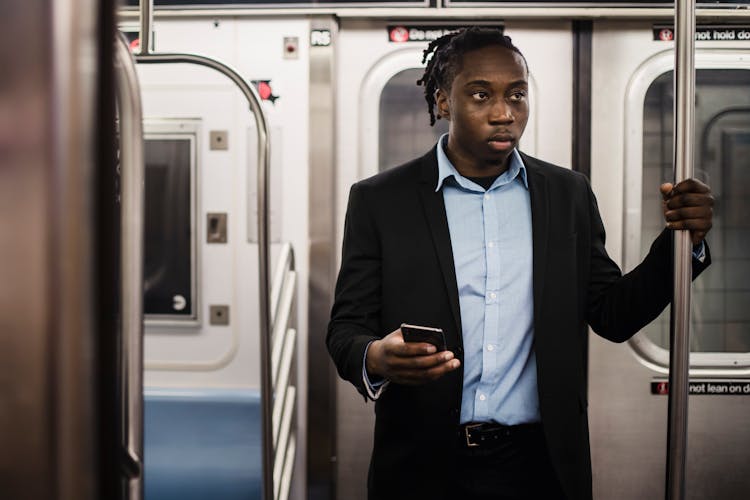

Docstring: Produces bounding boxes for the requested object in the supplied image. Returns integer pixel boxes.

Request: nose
[489,99,513,124]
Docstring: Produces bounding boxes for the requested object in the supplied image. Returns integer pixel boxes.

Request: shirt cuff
[692,241,706,263]
[362,341,389,400]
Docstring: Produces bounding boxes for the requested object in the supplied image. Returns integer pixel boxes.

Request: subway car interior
[2,0,750,499]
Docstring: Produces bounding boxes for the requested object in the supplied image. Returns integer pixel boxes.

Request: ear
[435,88,451,121]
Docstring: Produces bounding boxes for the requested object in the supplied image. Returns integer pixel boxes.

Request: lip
[487,134,515,151]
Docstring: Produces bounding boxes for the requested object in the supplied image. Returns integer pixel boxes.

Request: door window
[142,126,198,323]
[640,69,750,354]
[378,68,449,171]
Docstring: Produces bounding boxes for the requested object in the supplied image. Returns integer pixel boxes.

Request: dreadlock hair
[416,27,527,126]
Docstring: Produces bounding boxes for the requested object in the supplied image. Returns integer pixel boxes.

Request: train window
[143,120,199,325]
[639,69,750,360]
[378,68,449,171]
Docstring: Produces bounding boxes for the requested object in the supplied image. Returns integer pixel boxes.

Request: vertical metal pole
[666,0,695,498]
[139,0,152,55]
[115,34,145,500]
[256,75,275,500]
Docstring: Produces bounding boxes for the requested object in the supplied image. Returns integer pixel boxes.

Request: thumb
[660,182,674,199]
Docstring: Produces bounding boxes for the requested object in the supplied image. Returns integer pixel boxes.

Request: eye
[471,91,489,101]
[509,90,527,102]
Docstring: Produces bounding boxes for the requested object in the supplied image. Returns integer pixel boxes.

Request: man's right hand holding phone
[365,327,461,385]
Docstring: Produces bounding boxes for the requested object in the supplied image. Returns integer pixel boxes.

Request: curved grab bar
[114,34,145,500]
[135,52,274,500]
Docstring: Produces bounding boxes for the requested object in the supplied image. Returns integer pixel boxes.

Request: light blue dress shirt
[436,134,540,425]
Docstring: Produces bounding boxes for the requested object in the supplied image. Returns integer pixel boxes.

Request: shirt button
[487,241,494,248]
[484,193,490,200]
[479,394,486,401]
[489,292,497,300]
[487,344,494,352]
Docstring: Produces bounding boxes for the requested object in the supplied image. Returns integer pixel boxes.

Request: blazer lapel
[415,150,463,337]
[522,153,550,333]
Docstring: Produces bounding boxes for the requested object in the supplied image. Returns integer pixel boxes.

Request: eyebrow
[463,79,528,87]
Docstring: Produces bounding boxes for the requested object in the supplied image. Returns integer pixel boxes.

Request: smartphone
[401,323,447,351]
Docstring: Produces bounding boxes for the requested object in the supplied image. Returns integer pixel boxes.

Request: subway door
[590,20,750,500]
[334,20,573,499]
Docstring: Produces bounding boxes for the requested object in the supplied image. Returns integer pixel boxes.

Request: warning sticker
[651,380,750,395]
[654,25,750,42]
[387,25,504,43]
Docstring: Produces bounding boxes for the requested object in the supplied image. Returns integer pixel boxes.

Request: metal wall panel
[0,1,104,498]
[307,16,339,500]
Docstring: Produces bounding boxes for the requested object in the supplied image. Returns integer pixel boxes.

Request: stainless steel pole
[666,0,696,498]
[115,34,146,500]
[139,0,152,55]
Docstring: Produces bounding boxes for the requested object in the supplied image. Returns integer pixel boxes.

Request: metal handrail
[667,0,696,498]
[114,33,146,500]
[271,271,297,374]
[271,242,296,326]
[268,242,298,500]
[136,3,274,497]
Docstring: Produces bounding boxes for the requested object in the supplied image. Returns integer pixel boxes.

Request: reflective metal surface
[0,0,101,498]
[270,242,299,500]
[139,0,153,54]
[667,1,696,497]
[115,33,146,500]
[117,6,750,22]
[307,16,339,500]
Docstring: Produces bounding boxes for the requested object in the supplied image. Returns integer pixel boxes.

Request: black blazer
[327,148,708,500]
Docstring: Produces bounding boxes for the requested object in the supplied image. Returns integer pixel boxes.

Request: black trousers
[449,424,567,500]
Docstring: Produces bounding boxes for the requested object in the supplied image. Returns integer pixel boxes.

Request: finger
[664,206,713,222]
[672,178,711,195]
[389,341,437,357]
[392,358,461,385]
[665,193,715,210]
[381,330,436,356]
[660,183,674,200]
[386,350,455,370]
[665,218,713,232]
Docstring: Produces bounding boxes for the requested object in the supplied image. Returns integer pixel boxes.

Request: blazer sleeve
[584,178,710,343]
[326,183,383,399]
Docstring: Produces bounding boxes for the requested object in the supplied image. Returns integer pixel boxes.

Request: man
[327,28,713,500]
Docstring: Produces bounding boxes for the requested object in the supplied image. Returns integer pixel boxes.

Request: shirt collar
[435,133,528,192]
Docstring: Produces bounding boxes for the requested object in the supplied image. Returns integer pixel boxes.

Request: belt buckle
[464,423,482,448]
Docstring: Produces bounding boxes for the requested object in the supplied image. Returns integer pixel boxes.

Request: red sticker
[252,80,279,104]
[659,29,674,41]
[389,26,409,43]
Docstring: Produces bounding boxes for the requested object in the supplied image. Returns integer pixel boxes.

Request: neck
[444,142,512,178]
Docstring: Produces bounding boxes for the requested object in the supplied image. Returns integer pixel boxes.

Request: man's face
[436,45,529,176]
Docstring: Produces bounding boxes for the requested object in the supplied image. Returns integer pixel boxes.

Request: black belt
[459,422,541,448]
